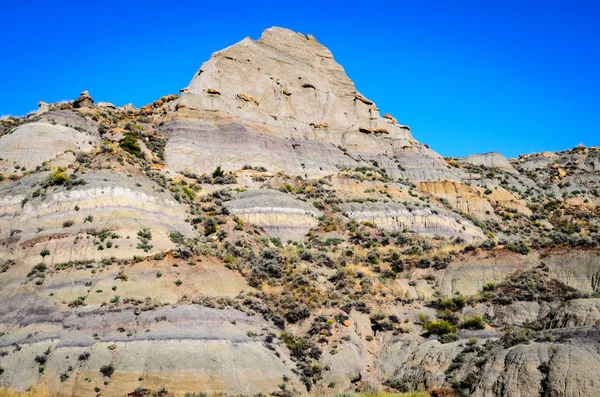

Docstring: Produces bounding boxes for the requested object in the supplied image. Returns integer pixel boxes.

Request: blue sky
[2,0,598,158]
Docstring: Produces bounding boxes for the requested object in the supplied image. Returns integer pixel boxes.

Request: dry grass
[261,283,284,296]
[0,387,53,397]
[420,242,464,260]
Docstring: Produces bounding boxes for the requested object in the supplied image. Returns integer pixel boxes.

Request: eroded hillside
[0,27,599,397]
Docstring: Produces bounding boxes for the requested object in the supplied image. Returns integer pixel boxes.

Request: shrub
[285,305,310,324]
[62,220,74,228]
[279,331,321,360]
[119,132,142,157]
[35,355,47,365]
[40,249,50,259]
[99,364,115,377]
[169,231,185,244]
[28,263,47,277]
[439,333,459,344]
[47,169,69,186]
[437,308,459,325]
[461,315,485,330]
[212,165,225,178]
[505,241,531,255]
[137,228,152,240]
[383,378,409,392]
[437,295,466,311]
[423,320,457,335]
[68,296,87,308]
[204,217,217,236]
[182,186,195,201]
[502,327,537,347]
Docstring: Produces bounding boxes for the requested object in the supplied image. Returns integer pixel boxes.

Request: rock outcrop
[73,90,94,109]
[0,122,97,174]
[0,27,599,397]
[462,152,518,174]
[173,27,458,182]
[225,189,322,241]
[339,201,485,240]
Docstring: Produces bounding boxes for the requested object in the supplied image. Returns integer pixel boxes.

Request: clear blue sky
[2,0,598,158]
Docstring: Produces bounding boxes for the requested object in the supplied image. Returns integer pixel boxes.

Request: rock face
[173,27,458,181]
[0,122,98,173]
[160,119,359,178]
[182,27,411,140]
[225,189,321,242]
[462,152,518,174]
[473,342,600,397]
[418,181,497,220]
[546,298,600,328]
[1,26,600,397]
[0,169,194,267]
[339,201,485,240]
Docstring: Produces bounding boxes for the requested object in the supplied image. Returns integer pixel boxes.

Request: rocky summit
[0,27,599,397]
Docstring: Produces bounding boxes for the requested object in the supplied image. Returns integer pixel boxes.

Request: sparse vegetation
[99,364,115,377]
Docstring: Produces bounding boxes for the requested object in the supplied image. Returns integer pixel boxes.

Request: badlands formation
[0,27,599,397]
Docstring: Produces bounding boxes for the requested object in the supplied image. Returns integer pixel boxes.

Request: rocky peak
[178,27,412,142]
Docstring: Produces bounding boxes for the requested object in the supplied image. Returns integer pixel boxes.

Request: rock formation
[0,27,599,397]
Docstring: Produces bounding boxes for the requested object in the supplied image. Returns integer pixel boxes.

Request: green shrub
[505,241,531,255]
[47,169,69,186]
[68,296,87,308]
[502,327,537,347]
[28,263,47,277]
[423,320,457,335]
[461,315,485,330]
[119,132,141,157]
[212,165,225,178]
[439,333,459,344]
[383,378,409,392]
[204,217,217,236]
[137,228,152,240]
[169,231,185,244]
[182,186,195,201]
